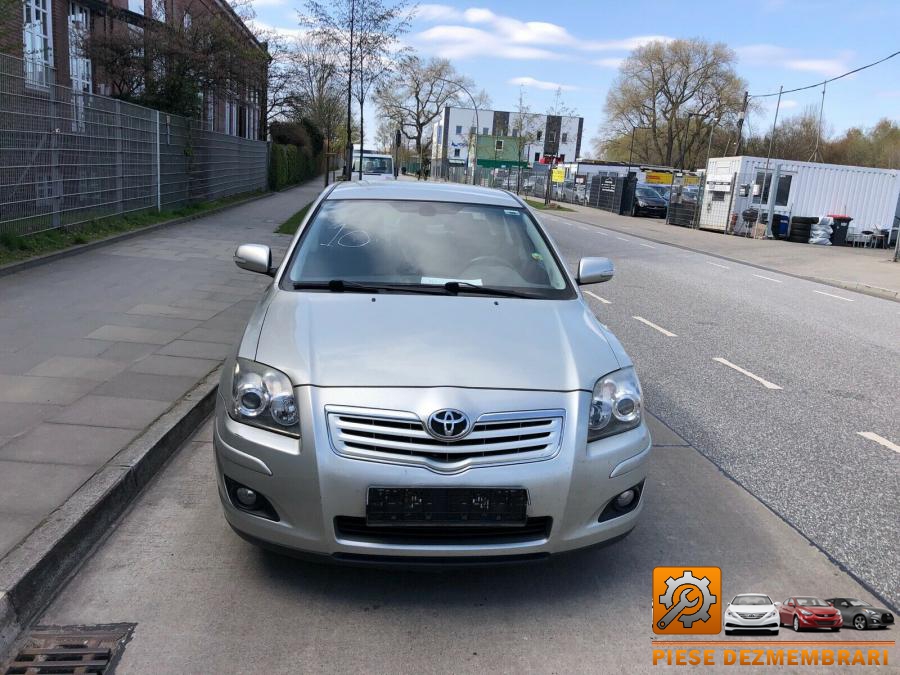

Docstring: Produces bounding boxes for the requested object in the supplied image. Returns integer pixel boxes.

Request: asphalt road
[538,210,900,609]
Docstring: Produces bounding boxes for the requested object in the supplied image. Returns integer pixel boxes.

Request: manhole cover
[3,624,135,675]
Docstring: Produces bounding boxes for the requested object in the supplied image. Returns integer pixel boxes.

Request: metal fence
[0,52,268,238]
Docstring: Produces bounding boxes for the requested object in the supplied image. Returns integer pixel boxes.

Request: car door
[779,599,794,624]
[834,599,851,622]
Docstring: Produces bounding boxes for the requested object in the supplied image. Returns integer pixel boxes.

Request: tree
[302,0,411,178]
[373,55,470,178]
[509,88,542,188]
[600,38,745,168]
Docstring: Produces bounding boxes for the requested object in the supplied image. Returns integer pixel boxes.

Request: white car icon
[724,593,780,635]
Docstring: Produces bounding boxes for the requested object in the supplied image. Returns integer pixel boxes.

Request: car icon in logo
[427,409,471,440]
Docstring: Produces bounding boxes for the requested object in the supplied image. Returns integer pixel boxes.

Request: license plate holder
[366,487,528,526]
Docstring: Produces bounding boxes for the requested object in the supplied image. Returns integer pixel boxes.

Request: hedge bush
[269,142,321,191]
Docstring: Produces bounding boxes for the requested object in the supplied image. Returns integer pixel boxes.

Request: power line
[749,49,900,99]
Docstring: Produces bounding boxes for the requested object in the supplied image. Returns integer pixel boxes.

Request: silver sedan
[215,181,651,564]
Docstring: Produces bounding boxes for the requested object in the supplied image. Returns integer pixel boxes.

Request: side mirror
[234,244,273,276]
[577,257,614,285]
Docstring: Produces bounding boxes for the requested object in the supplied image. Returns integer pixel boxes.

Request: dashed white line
[632,316,677,337]
[857,432,900,454]
[584,290,611,304]
[706,261,730,269]
[596,231,610,237]
[639,243,655,249]
[814,290,854,302]
[752,274,783,283]
[616,237,629,242]
[713,357,782,390]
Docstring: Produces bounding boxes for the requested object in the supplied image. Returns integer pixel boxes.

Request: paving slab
[127,355,220,378]
[26,357,127,381]
[157,340,234,360]
[93,372,201,403]
[0,376,97,405]
[0,423,136,466]
[47,396,171,430]
[84,325,184,345]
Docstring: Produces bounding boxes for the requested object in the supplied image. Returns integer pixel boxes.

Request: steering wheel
[463,255,518,271]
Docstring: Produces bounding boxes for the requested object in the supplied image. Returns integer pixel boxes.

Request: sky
[250,0,900,155]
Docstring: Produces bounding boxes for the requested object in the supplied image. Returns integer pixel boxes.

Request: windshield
[733,595,772,606]
[636,188,660,199]
[848,600,871,607]
[796,598,829,607]
[352,156,393,174]
[284,199,572,298]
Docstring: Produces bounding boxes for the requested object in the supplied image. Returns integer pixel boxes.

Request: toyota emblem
[427,409,471,440]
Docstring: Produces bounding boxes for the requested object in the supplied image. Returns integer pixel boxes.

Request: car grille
[334,516,552,545]
[882,613,894,623]
[737,612,765,619]
[326,406,564,473]
[814,617,838,625]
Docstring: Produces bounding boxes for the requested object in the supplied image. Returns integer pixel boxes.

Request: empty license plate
[366,487,528,525]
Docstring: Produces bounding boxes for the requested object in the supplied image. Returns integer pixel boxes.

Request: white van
[350,146,396,181]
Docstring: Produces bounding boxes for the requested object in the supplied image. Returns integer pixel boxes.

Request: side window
[453,148,460,158]
[455,125,462,135]
[536,130,543,141]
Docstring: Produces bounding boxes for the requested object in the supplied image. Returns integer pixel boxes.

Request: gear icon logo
[652,567,722,635]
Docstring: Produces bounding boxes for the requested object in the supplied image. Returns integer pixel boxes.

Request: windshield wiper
[443,281,536,299]
[292,279,448,295]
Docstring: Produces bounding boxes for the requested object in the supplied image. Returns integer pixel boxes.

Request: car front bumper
[725,613,779,631]
[796,614,843,629]
[213,386,651,562]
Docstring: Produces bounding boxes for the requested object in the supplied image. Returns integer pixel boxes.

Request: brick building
[3,0,267,139]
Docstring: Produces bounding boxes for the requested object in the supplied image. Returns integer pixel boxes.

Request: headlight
[864,609,878,616]
[588,367,642,442]
[799,609,813,616]
[764,609,776,619]
[637,200,647,207]
[228,358,299,437]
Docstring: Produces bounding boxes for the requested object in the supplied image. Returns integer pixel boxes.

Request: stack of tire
[788,216,818,243]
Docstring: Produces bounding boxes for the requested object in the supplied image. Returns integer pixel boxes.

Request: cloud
[735,43,791,64]
[785,58,849,78]
[249,0,285,6]
[508,76,577,91]
[593,57,625,69]
[876,89,900,98]
[412,6,670,62]
[736,44,852,78]
[248,19,306,40]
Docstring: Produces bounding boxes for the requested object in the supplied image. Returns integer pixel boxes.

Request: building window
[183,11,191,28]
[225,97,238,136]
[495,139,503,151]
[205,91,215,131]
[470,126,476,135]
[128,0,144,14]
[68,2,92,131]
[23,0,53,88]
[536,130,543,141]
[548,131,556,142]
[453,148,460,157]
[247,89,259,140]
[534,152,540,162]
[558,154,565,162]
[455,125,462,135]
[482,127,488,135]
[511,129,518,138]
[752,172,792,206]
[561,132,568,143]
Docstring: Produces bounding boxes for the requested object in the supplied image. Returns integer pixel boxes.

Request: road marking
[752,274,782,283]
[706,261,730,269]
[713,358,782,390]
[639,243,655,248]
[814,290,854,302]
[596,231,610,237]
[616,237,629,242]
[857,432,900,454]
[633,316,677,337]
[584,290,611,304]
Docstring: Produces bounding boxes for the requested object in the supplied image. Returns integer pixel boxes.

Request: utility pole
[734,90,748,156]
[344,0,355,180]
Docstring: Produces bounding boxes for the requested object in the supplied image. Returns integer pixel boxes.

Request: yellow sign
[645,171,674,185]
[652,567,722,635]
[683,175,700,185]
[551,168,565,183]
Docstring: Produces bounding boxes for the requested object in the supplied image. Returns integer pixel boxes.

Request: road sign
[551,168,565,183]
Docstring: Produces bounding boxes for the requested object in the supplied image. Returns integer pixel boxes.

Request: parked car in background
[777,597,843,632]
[558,180,587,204]
[350,152,395,181]
[724,594,780,635]
[826,598,895,631]
[221,181,650,564]
[632,187,668,218]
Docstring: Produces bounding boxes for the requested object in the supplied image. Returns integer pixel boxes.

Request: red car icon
[777,597,843,632]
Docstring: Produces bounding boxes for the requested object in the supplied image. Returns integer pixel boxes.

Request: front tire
[853,615,868,631]
[793,616,801,632]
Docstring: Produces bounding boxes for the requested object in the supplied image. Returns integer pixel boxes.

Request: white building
[700,156,900,235]
[431,106,583,178]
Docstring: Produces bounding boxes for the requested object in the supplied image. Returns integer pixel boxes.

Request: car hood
[252,291,625,390]
[799,607,838,615]
[639,197,666,206]
[731,604,776,613]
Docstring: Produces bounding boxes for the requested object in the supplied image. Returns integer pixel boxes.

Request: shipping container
[698,156,900,237]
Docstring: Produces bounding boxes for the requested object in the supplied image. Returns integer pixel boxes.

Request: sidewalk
[555,203,900,301]
[0,179,325,559]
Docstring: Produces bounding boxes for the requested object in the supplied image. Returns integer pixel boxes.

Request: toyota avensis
[214,181,651,564]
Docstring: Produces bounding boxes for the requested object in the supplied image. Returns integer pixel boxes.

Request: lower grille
[334,516,552,545]
[327,406,564,473]
[814,618,837,625]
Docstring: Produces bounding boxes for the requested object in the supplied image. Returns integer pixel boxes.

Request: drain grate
[3,624,135,675]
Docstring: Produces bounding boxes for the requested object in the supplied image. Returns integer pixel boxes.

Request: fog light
[235,487,258,507]
[614,489,636,510]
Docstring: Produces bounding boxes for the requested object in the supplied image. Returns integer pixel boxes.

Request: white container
[698,156,900,234]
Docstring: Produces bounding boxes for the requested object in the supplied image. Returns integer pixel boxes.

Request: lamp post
[435,78,479,185]
[626,124,650,177]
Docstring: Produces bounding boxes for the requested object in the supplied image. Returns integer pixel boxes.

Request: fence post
[114,101,124,215]
[48,85,61,229]
[725,171,737,234]
[155,110,162,211]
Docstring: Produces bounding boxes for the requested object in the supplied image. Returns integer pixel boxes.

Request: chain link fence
[0,52,268,238]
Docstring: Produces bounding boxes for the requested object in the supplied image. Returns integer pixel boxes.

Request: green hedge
[269,143,320,191]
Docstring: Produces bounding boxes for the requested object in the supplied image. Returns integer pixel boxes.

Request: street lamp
[626,124,650,177]
[435,77,479,185]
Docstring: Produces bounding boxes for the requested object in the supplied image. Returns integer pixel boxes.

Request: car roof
[326,180,524,207]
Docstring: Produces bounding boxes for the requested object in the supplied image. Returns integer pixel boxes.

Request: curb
[0,191,273,279]
[0,370,220,657]
[552,211,900,303]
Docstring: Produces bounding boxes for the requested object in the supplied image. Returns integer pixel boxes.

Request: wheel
[788,236,809,243]
[632,205,640,217]
[853,615,868,631]
[793,615,801,632]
